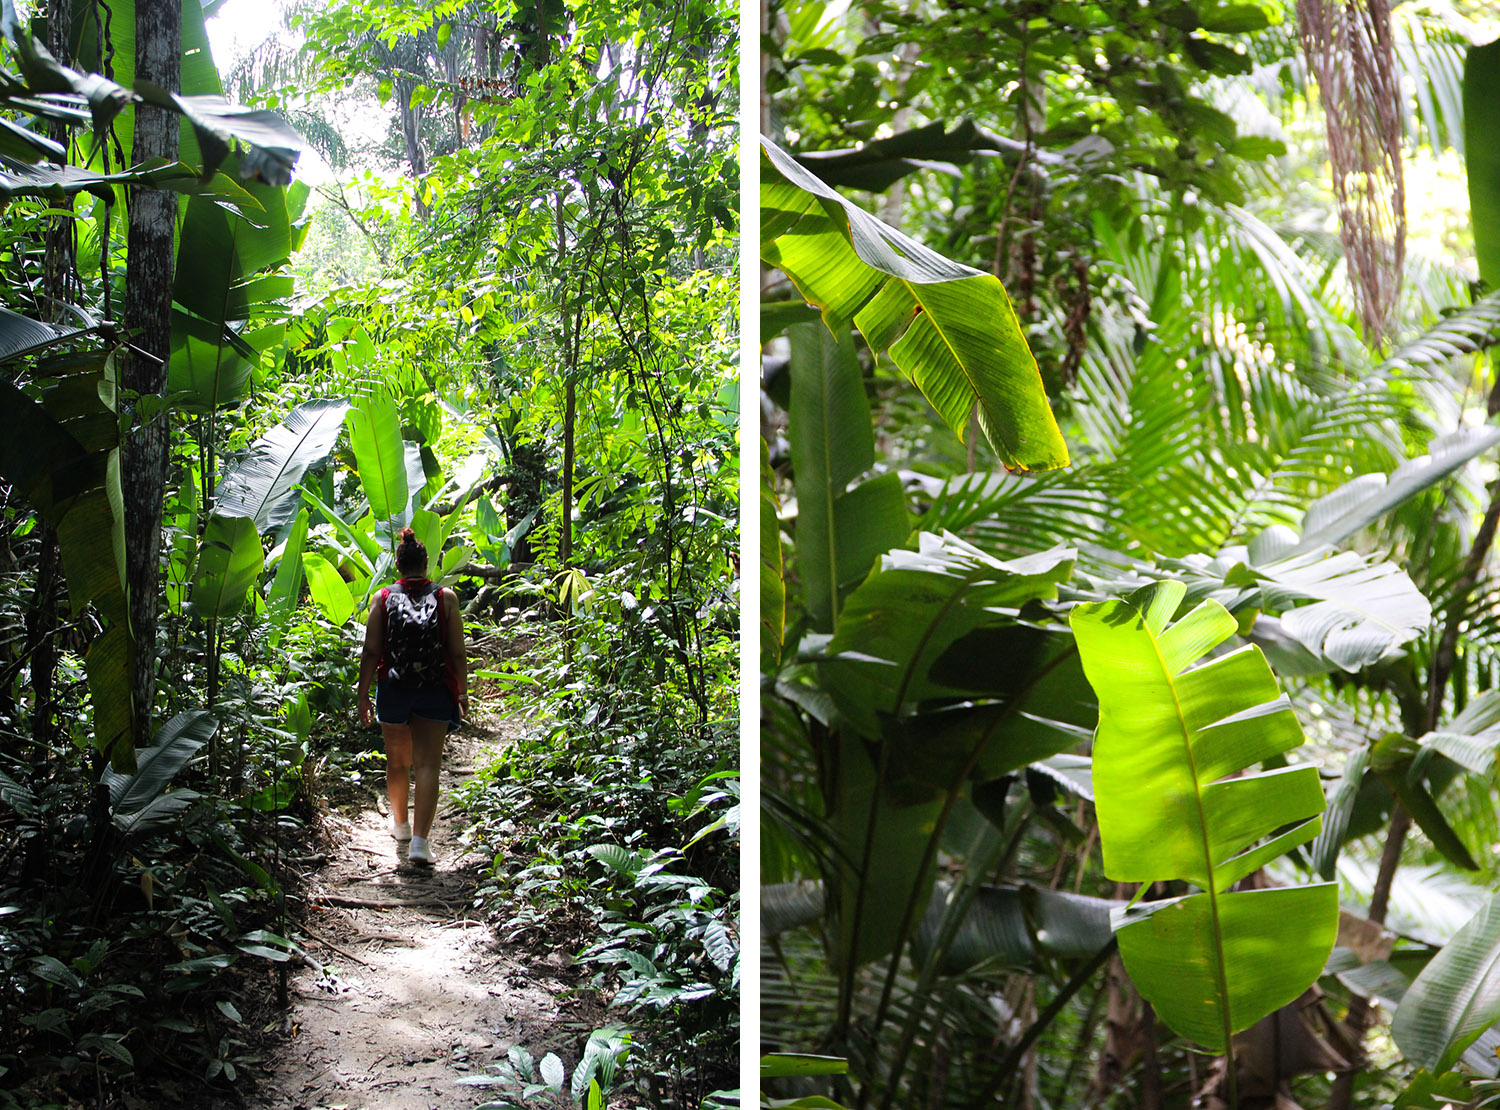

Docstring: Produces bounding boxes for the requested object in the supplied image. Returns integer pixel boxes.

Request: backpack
[383,580,446,689]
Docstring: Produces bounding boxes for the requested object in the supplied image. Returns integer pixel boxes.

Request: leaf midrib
[1141,608,1234,1053]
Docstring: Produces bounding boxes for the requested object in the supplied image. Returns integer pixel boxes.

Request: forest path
[237,709,581,1110]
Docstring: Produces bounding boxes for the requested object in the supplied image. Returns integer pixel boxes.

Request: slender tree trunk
[33,0,72,753]
[42,0,77,317]
[397,77,428,219]
[25,529,61,750]
[561,381,576,566]
[556,193,576,568]
[121,0,180,745]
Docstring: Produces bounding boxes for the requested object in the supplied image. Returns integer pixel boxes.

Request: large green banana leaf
[787,322,908,630]
[829,730,945,970]
[821,536,1080,971]
[1392,894,1500,1073]
[100,708,215,833]
[0,306,78,361]
[164,466,200,614]
[266,507,310,639]
[788,118,1011,193]
[1070,580,1338,1052]
[169,169,297,411]
[1467,39,1500,288]
[190,515,263,619]
[1319,729,1483,877]
[64,0,303,182]
[214,400,349,531]
[762,877,1120,974]
[823,533,1075,742]
[347,393,409,525]
[300,482,386,567]
[913,882,1119,974]
[762,138,1068,472]
[1417,690,1500,776]
[762,881,827,935]
[0,353,135,768]
[401,442,427,525]
[302,552,356,627]
[0,0,305,186]
[1234,546,1429,671]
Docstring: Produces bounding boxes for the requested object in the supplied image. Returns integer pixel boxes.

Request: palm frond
[1379,288,1500,377]
[1391,2,1473,155]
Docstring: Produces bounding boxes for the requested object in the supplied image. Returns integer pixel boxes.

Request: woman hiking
[356,528,469,866]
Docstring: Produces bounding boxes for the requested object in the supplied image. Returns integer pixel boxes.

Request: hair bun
[399,527,416,542]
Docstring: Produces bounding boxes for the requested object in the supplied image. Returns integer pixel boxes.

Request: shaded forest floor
[201,706,605,1110]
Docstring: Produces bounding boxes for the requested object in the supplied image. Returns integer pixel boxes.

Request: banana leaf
[169,172,295,411]
[1293,426,1500,552]
[1416,690,1500,777]
[1392,893,1500,1073]
[1467,39,1500,288]
[266,506,310,637]
[913,882,1120,974]
[347,393,409,525]
[190,515,263,619]
[0,355,134,767]
[1071,579,1338,1052]
[0,304,78,361]
[830,730,944,970]
[823,532,1075,741]
[100,708,216,833]
[762,137,1067,472]
[787,322,906,631]
[763,881,826,935]
[215,399,349,531]
[302,551,355,627]
[1240,547,1430,671]
[300,482,384,568]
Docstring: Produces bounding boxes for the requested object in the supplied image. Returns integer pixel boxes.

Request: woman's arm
[443,589,469,717]
[356,596,385,727]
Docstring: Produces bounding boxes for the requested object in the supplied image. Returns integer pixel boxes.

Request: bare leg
[381,723,413,826]
[409,715,447,839]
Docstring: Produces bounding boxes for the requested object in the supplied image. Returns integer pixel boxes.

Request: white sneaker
[409,836,432,866]
[391,820,412,842]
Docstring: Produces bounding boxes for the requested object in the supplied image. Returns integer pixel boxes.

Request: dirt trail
[239,720,583,1110]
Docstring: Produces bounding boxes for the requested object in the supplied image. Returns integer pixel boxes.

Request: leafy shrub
[457,602,738,1108]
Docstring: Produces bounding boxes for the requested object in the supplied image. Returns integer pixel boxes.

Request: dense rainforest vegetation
[760,0,1500,1108]
[0,0,739,1106]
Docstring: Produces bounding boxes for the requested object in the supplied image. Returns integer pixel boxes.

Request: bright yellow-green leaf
[1071,580,1337,1052]
[761,138,1067,472]
[302,552,355,627]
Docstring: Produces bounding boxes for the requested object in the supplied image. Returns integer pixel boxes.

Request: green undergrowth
[0,606,377,1108]
[455,608,740,1110]
[0,747,313,1109]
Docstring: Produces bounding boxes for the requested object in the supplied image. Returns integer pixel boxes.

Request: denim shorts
[376,683,460,733]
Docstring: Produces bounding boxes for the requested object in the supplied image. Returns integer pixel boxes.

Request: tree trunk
[33,0,72,751]
[121,0,180,745]
[556,192,576,568]
[561,381,576,566]
[396,76,428,219]
[25,528,61,750]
